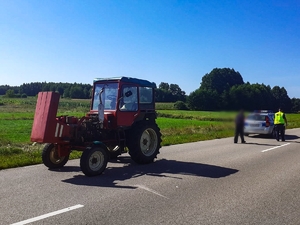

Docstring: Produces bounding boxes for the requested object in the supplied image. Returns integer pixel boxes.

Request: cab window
[92,83,118,110]
[139,87,153,104]
[119,85,138,111]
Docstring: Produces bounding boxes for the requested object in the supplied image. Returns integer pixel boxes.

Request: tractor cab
[90,77,156,128]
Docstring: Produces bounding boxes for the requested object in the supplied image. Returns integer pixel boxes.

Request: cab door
[117,84,139,127]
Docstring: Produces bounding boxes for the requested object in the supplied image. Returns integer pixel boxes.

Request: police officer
[274,108,288,141]
[234,110,246,143]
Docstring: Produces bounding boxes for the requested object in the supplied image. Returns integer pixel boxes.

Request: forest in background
[1,68,300,112]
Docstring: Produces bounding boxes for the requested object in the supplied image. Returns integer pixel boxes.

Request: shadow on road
[284,134,300,141]
[50,166,81,173]
[247,134,300,143]
[247,134,275,139]
[61,158,239,188]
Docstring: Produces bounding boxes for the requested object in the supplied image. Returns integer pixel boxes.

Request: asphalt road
[1,128,300,225]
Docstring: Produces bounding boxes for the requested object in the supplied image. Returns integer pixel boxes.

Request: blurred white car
[244,110,275,137]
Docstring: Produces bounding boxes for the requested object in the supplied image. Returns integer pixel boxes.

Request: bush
[155,102,174,110]
[174,101,189,110]
[21,93,27,98]
[5,89,15,98]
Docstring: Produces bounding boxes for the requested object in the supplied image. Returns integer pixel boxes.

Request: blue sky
[0,0,300,97]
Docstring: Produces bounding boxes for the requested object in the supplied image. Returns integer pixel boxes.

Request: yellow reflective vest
[274,112,285,124]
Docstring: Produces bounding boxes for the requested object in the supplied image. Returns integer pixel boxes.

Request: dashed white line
[261,143,290,153]
[135,184,169,199]
[10,204,84,225]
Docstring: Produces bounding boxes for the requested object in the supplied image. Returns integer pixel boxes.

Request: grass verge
[0,145,83,170]
[157,117,234,146]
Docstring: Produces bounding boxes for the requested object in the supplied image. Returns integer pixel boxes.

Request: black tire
[127,121,162,164]
[80,146,108,176]
[42,143,69,169]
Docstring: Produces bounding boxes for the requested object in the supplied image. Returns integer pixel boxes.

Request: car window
[247,114,266,121]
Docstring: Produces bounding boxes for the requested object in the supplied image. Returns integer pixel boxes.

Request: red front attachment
[31,92,70,143]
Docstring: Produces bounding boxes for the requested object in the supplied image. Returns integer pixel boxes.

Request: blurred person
[234,110,246,143]
[274,108,288,141]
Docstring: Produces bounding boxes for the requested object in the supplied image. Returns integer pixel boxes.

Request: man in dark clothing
[234,110,246,143]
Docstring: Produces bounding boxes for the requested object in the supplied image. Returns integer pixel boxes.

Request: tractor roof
[93,77,156,88]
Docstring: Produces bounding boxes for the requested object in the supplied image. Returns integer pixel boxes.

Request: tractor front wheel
[80,147,108,176]
[127,122,162,164]
[42,143,69,169]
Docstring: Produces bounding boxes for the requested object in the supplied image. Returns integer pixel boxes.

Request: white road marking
[261,143,290,152]
[10,204,84,225]
[135,184,169,199]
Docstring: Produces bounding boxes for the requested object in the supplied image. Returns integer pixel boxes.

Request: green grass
[155,102,175,110]
[285,114,300,128]
[0,96,90,113]
[0,146,42,169]
[157,117,234,146]
[0,112,34,120]
[158,117,216,129]
[0,120,33,144]
[1,97,300,170]
[0,145,82,170]
[157,110,236,121]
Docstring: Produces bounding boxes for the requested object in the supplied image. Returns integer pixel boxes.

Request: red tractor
[31,77,162,176]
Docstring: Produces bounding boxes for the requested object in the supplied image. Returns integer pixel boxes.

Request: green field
[1,96,299,169]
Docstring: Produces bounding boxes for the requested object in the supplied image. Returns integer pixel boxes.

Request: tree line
[0,81,187,102]
[0,82,92,99]
[1,68,300,112]
[155,82,186,102]
[188,68,299,112]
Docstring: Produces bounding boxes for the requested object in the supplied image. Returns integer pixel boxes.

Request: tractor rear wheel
[80,147,108,176]
[127,122,162,164]
[42,143,69,169]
